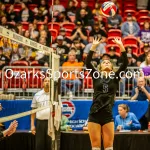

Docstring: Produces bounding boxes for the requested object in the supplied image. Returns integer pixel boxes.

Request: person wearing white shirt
[31,77,51,150]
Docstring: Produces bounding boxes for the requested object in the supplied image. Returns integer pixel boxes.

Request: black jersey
[86,51,128,114]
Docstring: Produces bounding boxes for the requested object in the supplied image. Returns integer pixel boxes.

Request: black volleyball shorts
[88,105,114,126]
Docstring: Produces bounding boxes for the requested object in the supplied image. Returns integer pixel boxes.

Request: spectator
[33,0,49,23]
[115,104,141,131]
[140,51,150,68]
[61,50,83,98]
[52,35,69,65]
[137,43,150,67]
[6,4,17,23]
[92,2,101,17]
[66,0,78,16]
[1,37,12,59]
[72,38,85,61]
[55,11,71,23]
[49,0,65,17]
[118,46,137,66]
[108,13,122,30]
[131,77,150,130]
[138,21,150,45]
[10,43,21,63]
[29,23,39,41]
[59,27,72,48]
[89,21,107,43]
[18,2,34,22]
[24,30,30,38]
[70,20,88,45]
[108,46,120,66]
[0,3,7,18]
[16,23,24,35]
[0,47,10,70]
[0,16,15,30]
[97,14,106,30]
[131,77,150,101]
[76,0,93,25]
[121,13,140,37]
[77,8,89,26]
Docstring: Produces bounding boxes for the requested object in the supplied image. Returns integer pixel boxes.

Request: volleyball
[100,1,117,17]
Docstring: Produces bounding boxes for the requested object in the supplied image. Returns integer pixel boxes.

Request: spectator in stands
[76,0,93,25]
[16,23,24,35]
[59,27,72,48]
[0,16,15,30]
[18,2,34,22]
[0,47,10,70]
[61,50,83,98]
[10,43,21,63]
[131,77,150,101]
[70,20,88,45]
[29,23,39,41]
[92,2,101,17]
[118,46,137,66]
[24,30,30,38]
[140,51,150,68]
[107,13,122,30]
[52,35,69,65]
[0,120,18,140]
[72,38,85,61]
[97,14,106,30]
[121,13,140,37]
[137,43,150,67]
[138,21,150,45]
[115,104,141,131]
[131,77,150,130]
[66,0,78,16]
[108,46,120,66]
[0,3,6,18]
[1,37,12,59]
[33,0,49,23]
[77,8,89,26]
[89,21,107,43]
[49,0,65,17]
[55,11,71,23]
[6,4,18,23]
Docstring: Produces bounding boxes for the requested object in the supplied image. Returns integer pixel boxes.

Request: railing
[0,66,148,100]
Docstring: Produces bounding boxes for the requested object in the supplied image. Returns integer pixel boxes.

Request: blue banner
[0,100,149,130]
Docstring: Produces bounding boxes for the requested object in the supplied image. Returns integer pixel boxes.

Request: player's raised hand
[112,37,123,46]
[92,36,102,47]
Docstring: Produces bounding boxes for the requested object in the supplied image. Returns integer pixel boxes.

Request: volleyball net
[0,26,61,149]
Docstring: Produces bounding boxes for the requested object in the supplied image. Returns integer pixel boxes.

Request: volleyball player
[86,37,128,150]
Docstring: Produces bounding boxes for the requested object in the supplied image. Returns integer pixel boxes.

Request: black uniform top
[86,51,128,114]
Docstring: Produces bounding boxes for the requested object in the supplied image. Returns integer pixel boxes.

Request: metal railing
[0,66,148,100]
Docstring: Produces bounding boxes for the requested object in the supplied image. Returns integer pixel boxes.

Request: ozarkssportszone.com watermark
[4,69,144,80]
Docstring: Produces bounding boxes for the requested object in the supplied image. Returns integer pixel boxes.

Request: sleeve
[131,113,141,130]
[133,23,140,36]
[31,96,37,108]
[101,30,107,37]
[115,52,128,79]
[85,50,97,76]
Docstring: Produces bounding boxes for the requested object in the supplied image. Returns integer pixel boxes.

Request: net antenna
[0,26,61,150]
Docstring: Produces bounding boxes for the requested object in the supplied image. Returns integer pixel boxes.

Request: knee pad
[105,147,113,150]
[92,148,101,150]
